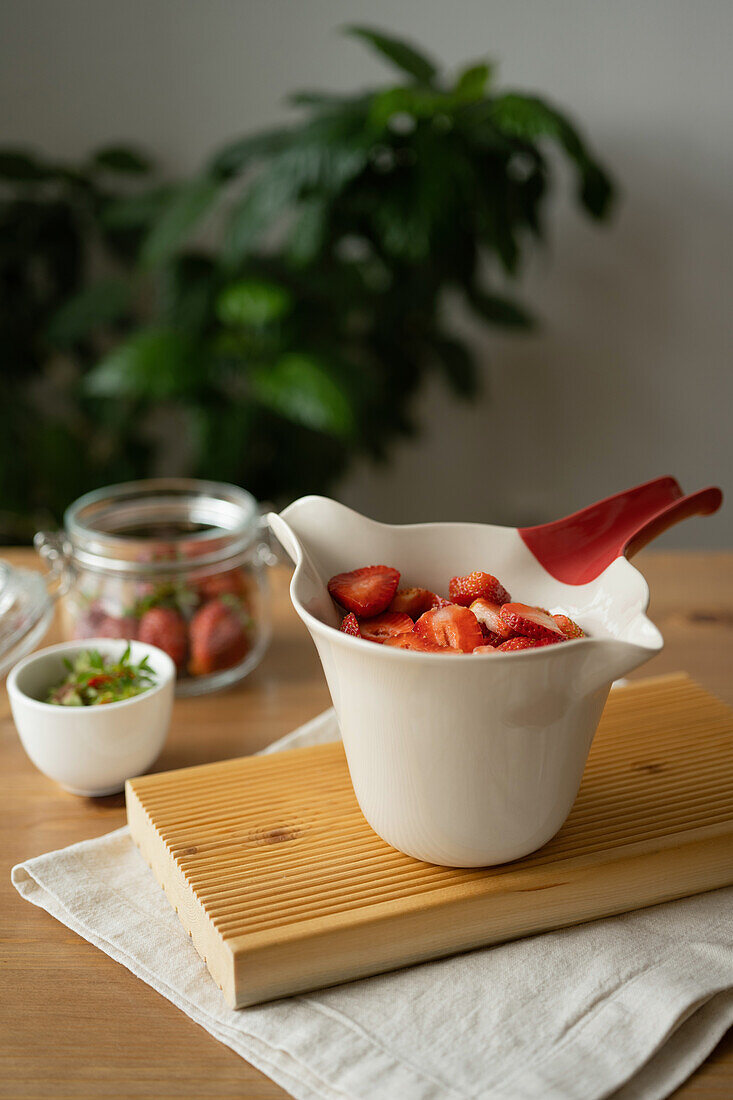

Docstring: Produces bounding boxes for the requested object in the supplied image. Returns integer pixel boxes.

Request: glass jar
[0,559,61,678]
[35,479,275,696]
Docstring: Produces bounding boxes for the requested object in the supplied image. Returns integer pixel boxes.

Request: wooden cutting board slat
[126,673,733,1008]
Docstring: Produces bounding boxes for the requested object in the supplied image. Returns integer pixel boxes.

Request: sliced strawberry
[389,587,438,619]
[472,644,500,655]
[553,613,586,639]
[359,611,413,644]
[383,633,448,653]
[340,612,361,637]
[469,598,514,645]
[139,607,188,669]
[431,594,453,609]
[415,604,483,653]
[494,636,543,652]
[449,572,511,607]
[188,599,249,675]
[500,603,566,642]
[328,565,400,617]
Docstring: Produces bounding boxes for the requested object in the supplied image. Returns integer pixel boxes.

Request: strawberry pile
[327,566,586,655]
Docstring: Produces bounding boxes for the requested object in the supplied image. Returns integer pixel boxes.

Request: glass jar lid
[0,560,54,677]
[63,479,262,576]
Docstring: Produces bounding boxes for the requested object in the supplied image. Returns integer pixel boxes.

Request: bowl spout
[573,636,660,695]
[268,497,356,628]
[269,496,382,580]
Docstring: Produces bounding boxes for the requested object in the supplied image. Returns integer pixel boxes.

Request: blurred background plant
[0,25,613,542]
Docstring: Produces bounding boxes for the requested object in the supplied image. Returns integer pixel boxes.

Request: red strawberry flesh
[383,633,448,653]
[328,564,585,654]
[328,565,400,617]
[449,572,511,607]
[495,636,543,652]
[500,603,566,642]
[139,607,188,669]
[389,587,438,619]
[189,598,249,676]
[415,604,483,653]
[359,612,414,643]
[340,612,361,637]
[469,598,514,644]
[552,613,585,639]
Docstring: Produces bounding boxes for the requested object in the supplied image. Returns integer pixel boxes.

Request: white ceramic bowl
[269,496,667,867]
[7,638,175,796]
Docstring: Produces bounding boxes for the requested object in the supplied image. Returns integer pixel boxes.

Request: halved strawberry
[449,572,511,607]
[139,607,187,669]
[499,603,566,642]
[415,604,483,653]
[494,636,543,652]
[469,598,514,645]
[340,612,361,637]
[431,594,453,609]
[389,587,438,619]
[472,644,500,655]
[383,633,448,653]
[328,565,400,617]
[359,611,414,644]
[188,599,249,675]
[552,613,585,639]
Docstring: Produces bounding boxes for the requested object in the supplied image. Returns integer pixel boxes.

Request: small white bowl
[7,638,175,796]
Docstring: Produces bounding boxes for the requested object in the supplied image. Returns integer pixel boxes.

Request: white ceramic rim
[273,502,664,662]
[7,637,176,714]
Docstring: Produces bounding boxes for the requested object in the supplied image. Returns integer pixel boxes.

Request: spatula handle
[519,476,722,584]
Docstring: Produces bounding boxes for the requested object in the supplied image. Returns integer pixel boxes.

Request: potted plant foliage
[0,26,614,538]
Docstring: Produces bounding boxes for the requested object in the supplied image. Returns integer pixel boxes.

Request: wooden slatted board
[126,674,733,1008]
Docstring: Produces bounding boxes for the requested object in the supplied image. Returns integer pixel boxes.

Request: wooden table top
[1,548,731,1100]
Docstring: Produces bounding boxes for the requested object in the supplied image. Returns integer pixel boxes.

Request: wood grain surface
[128,675,733,1008]
[1,549,731,1099]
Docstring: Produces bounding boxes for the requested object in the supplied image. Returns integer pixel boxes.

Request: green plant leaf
[453,62,494,102]
[288,91,350,109]
[368,86,448,130]
[489,93,614,219]
[578,164,616,221]
[90,145,152,174]
[225,131,367,264]
[517,168,548,238]
[0,149,51,181]
[430,335,478,397]
[345,26,438,85]
[208,128,293,180]
[141,177,220,267]
[287,198,328,266]
[249,353,355,437]
[225,169,299,265]
[84,328,199,399]
[99,186,176,230]
[469,290,535,329]
[216,279,292,327]
[46,278,131,346]
[0,30,617,529]
[158,253,217,332]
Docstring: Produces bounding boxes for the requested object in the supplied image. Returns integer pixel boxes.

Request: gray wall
[3,0,731,546]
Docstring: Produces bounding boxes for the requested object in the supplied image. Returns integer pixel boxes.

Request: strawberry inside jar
[36,479,274,695]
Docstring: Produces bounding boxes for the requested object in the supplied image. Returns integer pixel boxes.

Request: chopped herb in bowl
[46,646,158,706]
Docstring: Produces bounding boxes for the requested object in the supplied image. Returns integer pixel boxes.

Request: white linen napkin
[12,708,733,1100]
